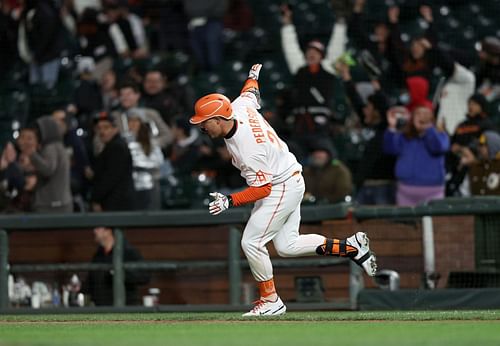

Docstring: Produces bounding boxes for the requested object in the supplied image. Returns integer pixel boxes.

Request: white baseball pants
[241,173,326,282]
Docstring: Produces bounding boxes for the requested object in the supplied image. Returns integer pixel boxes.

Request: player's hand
[209,192,231,215]
[248,64,262,80]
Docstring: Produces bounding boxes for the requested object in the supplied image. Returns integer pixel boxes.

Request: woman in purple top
[384,101,450,206]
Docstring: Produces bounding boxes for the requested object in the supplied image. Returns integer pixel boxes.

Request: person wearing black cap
[452,93,495,148]
[280,3,347,159]
[90,112,135,211]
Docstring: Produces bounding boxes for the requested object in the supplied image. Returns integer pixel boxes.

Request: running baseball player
[189,64,377,316]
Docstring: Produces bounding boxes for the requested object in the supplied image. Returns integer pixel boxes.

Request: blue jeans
[189,19,223,71]
[356,183,396,205]
[29,58,60,89]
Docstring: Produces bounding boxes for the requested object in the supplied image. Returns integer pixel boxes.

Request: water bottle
[52,284,61,307]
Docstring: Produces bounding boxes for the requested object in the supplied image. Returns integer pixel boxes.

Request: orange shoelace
[250,299,266,312]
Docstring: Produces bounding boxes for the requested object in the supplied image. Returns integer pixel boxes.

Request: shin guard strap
[317,238,358,257]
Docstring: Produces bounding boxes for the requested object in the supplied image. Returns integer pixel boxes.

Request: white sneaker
[347,232,377,276]
[242,297,287,317]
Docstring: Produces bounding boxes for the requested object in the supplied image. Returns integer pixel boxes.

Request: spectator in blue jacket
[384,101,449,206]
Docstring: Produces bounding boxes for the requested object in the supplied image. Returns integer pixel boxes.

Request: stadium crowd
[0,0,499,213]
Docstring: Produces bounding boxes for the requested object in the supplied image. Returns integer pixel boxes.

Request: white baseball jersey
[224,92,302,187]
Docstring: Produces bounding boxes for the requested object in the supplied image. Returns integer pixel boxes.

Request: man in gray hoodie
[28,116,73,212]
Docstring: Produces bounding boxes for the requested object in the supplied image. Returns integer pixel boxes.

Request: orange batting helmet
[189,93,233,124]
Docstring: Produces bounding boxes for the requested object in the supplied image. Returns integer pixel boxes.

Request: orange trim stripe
[258,183,286,248]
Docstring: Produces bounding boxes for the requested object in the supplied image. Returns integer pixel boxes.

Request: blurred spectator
[168,117,201,176]
[52,108,92,211]
[303,139,353,204]
[280,3,347,160]
[224,0,253,32]
[447,95,496,196]
[141,69,195,126]
[149,0,189,52]
[462,131,500,163]
[436,62,476,134]
[348,0,394,86]
[0,0,19,82]
[82,226,150,306]
[184,0,228,72]
[77,7,115,79]
[384,102,450,206]
[100,69,120,111]
[29,116,73,212]
[10,128,40,212]
[90,112,134,211]
[337,62,396,205]
[386,5,456,89]
[0,142,31,212]
[103,1,148,59]
[72,57,104,127]
[452,94,495,148]
[125,108,164,210]
[476,36,500,101]
[107,81,172,151]
[18,0,66,89]
[460,131,500,196]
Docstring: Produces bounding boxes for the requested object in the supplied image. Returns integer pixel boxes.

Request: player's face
[199,118,222,138]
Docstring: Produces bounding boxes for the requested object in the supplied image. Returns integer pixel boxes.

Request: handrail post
[422,216,436,289]
[349,261,364,310]
[0,230,8,309]
[113,228,125,307]
[228,226,242,305]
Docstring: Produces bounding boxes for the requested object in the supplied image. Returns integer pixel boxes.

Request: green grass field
[1,311,500,346]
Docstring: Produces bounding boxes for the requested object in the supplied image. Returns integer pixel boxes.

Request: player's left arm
[208,153,272,215]
[208,184,272,215]
[232,64,262,111]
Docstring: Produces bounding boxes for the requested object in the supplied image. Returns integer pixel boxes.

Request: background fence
[2,198,500,313]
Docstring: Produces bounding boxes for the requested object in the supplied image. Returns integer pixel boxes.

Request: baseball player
[189,64,377,316]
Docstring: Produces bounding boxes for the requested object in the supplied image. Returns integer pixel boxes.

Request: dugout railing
[1,197,500,313]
